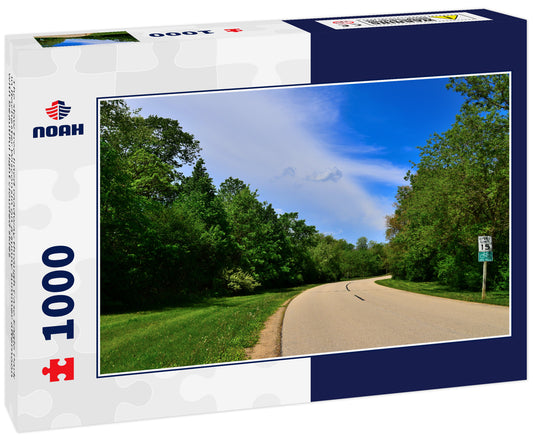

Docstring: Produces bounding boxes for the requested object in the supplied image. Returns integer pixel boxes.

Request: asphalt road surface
[281,276,509,357]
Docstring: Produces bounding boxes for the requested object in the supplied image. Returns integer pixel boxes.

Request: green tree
[356,236,369,251]
[277,212,318,284]
[100,100,201,203]
[386,74,509,290]
[309,234,344,282]
[100,100,204,310]
[218,177,248,204]
[173,159,232,293]
[219,183,288,288]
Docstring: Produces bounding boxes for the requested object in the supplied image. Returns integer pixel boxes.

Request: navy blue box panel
[509,19,528,359]
[286,10,527,403]
[286,10,526,84]
[310,338,526,402]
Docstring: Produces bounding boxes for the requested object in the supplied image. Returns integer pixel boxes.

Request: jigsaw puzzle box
[5,9,526,431]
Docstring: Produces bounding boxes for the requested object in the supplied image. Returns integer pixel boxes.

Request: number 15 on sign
[478,235,492,252]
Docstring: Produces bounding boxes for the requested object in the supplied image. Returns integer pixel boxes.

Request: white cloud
[127,86,408,242]
[280,166,296,178]
[306,167,343,183]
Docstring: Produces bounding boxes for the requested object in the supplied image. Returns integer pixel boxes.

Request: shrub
[222,268,261,294]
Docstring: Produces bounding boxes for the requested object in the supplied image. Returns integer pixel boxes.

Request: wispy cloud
[329,142,387,155]
[127,85,409,242]
[306,167,343,183]
[280,166,296,178]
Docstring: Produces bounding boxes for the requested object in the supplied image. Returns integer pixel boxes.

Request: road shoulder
[245,296,294,360]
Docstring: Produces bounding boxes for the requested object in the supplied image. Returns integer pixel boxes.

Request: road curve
[281,276,509,357]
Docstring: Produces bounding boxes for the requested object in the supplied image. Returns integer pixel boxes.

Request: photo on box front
[97,73,511,376]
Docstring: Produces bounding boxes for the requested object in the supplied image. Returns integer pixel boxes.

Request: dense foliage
[386,75,509,291]
[100,100,386,312]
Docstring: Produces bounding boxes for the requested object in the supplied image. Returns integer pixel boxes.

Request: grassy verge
[375,278,509,306]
[100,284,315,374]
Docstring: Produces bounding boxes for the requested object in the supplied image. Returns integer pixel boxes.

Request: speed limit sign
[478,236,492,252]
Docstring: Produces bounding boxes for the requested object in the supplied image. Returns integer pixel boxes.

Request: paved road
[281,276,509,357]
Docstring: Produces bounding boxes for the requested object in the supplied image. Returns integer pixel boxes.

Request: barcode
[317,12,491,30]
[361,16,435,26]
[7,72,16,379]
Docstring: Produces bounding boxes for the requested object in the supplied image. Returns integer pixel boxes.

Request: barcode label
[7,73,16,379]
[317,12,491,30]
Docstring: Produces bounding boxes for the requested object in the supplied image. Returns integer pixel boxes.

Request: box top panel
[5,9,525,52]
[6,19,305,51]
[287,9,525,31]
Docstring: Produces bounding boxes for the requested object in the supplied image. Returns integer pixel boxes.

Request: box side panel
[293,14,526,402]
[9,24,312,430]
[5,37,18,430]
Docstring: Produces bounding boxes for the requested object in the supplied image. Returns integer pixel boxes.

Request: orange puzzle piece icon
[42,357,74,382]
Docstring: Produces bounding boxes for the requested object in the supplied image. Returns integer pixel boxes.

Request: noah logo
[45,100,71,120]
[33,100,84,139]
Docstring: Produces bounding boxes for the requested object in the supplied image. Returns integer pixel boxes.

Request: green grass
[100,285,314,374]
[375,278,509,306]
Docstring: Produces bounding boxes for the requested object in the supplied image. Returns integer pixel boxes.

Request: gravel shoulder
[245,296,294,360]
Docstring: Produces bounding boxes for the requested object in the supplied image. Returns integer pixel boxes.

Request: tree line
[101,75,509,312]
[100,100,387,312]
[386,75,510,291]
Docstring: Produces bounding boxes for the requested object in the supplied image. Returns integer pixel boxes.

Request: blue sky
[125,76,465,244]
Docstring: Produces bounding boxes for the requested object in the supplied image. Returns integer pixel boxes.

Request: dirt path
[245,296,294,360]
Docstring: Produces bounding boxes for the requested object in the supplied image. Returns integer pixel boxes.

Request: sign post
[478,236,493,300]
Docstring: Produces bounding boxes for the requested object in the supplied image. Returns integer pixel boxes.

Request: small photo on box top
[34,30,138,47]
